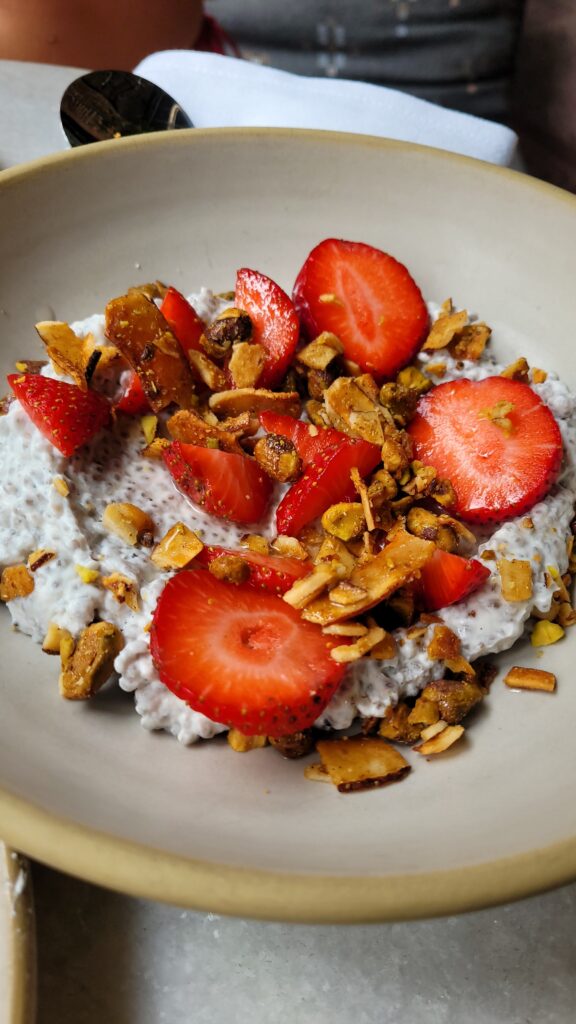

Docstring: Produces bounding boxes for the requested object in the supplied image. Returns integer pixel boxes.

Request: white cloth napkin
[134,50,517,166]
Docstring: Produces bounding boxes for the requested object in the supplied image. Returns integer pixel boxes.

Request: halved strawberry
[409,377,563,523]
[276,438,381,537]
[292,239,429,380]
[163,441,272,524]
[259,410,345,466]
[8,373,110,457]
[418,548,491,612]
[115,371,150,415]
[197,545,311,594]
[150,569,345,736]
[160,287,205,356]
[235,268,300,388]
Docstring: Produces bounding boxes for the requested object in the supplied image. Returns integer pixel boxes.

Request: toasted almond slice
[501,356,530,382]
[414,724,464,755]
[27,549,56,572]
[316,736,411,792]
[272,536,310,561]
[329,581,368,606]
[330,625,387,663]
[304,763,332,783]
[350,466,375,531]
[296,332,343,370]
[188,349,228,392]
[302,531,435,626]
[323,622,368,637]
[422,309,468,351]
[419,720,448,742]
[208,388,301,419]
[35,320,90,390]
[283,560,347,609]
[503,666,556,692]
[228,342,266,389]
[167,408,243,454]
[324,376,385,444]
[427,624,461,662]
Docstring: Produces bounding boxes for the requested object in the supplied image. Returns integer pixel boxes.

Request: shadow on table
[34,863,576,1024]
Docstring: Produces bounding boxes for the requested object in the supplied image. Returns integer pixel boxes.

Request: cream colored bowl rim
[1,128,576,922]
[0,844,35,1024]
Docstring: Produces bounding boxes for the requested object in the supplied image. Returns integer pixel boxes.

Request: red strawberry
[115,371,150,415]
[160,287,205,356]
[292,239,429,381]
[418,548,491,612]
[8,373,110,457]
[259,410,345,467]
[276,438,381,537]
[150,569,345,736]
[163,441,272,524]
[409,377,563,523]
[235,268,300,388]
[197,545,311,594]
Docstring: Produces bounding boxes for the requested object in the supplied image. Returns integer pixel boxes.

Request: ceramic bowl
[0,845,35,1024]
[0,129,575,921]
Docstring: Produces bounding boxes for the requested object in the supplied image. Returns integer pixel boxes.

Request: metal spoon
[60,69,193,147]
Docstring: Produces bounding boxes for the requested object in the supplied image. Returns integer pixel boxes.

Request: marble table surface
[1,58,575,1024]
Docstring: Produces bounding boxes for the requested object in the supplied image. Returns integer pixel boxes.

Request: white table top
[1,58,575,1024]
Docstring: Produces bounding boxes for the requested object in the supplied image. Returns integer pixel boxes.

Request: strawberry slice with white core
[196,545,311,594]
[276,437,381,537]
[235,268,300,388]
[418,549,491,612]
[163,441,273,525]
[292,238,429,380]
[409,376,563,523]
[150,570,346,736]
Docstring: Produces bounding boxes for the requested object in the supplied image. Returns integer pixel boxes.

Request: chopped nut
[142,437,171,459]
[429,477,457,509]
[316,736,410,792]
[187,349,228,392]
[302,531,435,626]
[403,461,437,497]
[379,703,422,744]
[254,434,302,483]
[228,342,266,389]
[329,580,368,606]
[127,280,168,302]
[479,400,515,435]
[381,431,413,475]
[272,536,310,561]
[315,535,357,575]
[102,572,140,611]
[103,502,155,547]
[501,357,530,382]
[497,558,533,602]
[151,522,204,570]
[227,729,267,752]
[208,388,301,419]
[42,622,70,655]
[324,376,386,444]
[321,502,366,541]
[503,666,556,692]
[531,368,548,384]
[407,697,441,728]
[378,383,420,425]
[297,332,343,370]
[268,730,315,759]
[307,367,336,401]
[449,323,491,361]
[14,359,47,375]
[208,554,250,585]
[305,399,332,428]
[557,602,576,628]
[0,564,34,601]
[422,309,468,351]
[414,724,465,755]
[406,507,457,551]
[330,625,387,662]
[427,624,461,662]
[421,678,485,724]
[59,621,124,700]
[396,365,432,394]
[322,622,368,637]
[369,631,398,659]
[140,414,158,445]
[426,361,447,377]
[530,620,565,646]
[74,565,100,585]
[27,549,56,572]
[167,408,243,454]
[202,308,252,357]
[53,476,70,497]
[283,560,347,609]
[349,466,376,531]
[241,534,270,555]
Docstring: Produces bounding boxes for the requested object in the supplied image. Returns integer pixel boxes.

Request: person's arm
[0,0,204,69]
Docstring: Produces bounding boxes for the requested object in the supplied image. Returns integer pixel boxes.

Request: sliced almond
[283,560,347,610]
[330,625,387,663]
[208,388,300,419]
[316,736,410,792]
[414,724,464,755]
[422,309,468,351]
[187,349,228,392]
[228,342,266,389]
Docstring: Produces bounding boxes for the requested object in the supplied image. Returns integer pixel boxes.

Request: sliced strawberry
[418,548,491,612]
[150,569,345,736]
[259,410,345,467]
[276,438,381,537]
[160,287,205,356]
[292,238,429,381]
[235,268,300,388]
[115,371,150,415]
[8,373,110,457]
[163,441,272,524]
[197,545,311,594]
[409,377,563,523]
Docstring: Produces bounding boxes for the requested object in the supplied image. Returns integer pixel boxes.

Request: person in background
[0,0,573,191]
